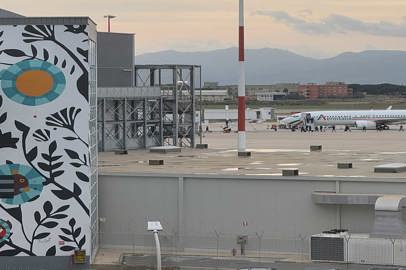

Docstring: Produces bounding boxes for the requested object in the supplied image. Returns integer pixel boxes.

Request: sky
[3,0,406,58]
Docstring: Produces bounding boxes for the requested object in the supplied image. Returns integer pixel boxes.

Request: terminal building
[0,13,98,266]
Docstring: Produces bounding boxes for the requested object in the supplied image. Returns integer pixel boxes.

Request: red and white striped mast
[238,0,251,157]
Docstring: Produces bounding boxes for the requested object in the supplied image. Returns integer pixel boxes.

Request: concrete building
[298,82,353,99]
[98,173,406,259]
[0,16,98,266]
[97,32,135,87]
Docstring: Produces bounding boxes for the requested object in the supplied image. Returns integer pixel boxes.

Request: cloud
[255,10,406,37]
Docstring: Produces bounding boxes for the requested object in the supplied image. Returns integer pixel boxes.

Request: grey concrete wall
[97,32,135,87]
[98,173,406,254]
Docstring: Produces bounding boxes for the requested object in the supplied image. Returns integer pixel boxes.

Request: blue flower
[0,59,66,106]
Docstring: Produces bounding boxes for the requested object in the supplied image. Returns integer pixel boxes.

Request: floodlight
[147,221,163,231]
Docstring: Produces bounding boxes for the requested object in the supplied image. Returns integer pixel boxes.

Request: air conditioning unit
[311,230,347,262]
[311,231,406,266]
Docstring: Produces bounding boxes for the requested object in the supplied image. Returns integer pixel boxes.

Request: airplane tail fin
[386,106,393,110]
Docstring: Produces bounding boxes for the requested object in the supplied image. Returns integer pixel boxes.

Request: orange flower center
[15,70,54,97]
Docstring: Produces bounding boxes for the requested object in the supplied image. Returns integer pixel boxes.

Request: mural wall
[0,24,93,256]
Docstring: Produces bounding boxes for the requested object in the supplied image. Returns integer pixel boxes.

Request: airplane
[280,107,406,130]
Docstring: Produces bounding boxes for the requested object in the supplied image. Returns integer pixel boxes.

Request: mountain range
[136,48,406,85]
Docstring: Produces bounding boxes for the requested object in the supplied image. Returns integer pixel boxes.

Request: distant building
[298,82,353,99]
[197,89,229,103]
[196,107,275,123]
[256,92,287,101]
[225,83,299,100]
[203,82,219,89]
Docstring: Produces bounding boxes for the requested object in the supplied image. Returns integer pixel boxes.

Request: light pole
[147,221,163,270]
[237,0,250,157]
[199,67,203,145]
[104,15,116,32]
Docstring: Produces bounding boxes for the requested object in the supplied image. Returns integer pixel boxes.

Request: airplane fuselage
[281,110,406,128]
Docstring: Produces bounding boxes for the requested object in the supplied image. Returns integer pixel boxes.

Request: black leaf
[76,48,88,61]
[0,249,21,256]
[0,96,2,107]
[34,232,50,240]
[51,162,63,170]
[0,41,2,47]
[62,60,66,68]
[0,112,7,124]
[55,205,70,213]
[38,162,51,171]
[15,120,30,133]
[51,214,68,219]
[27,147,38,162]
[76,172,89,182]
[28,195,40,202]
[69,218,76,227]
[65,149,79,160]
[43,48,49,61]
[70,65,75,75]
[70,163,82,168]
[53,56,58,65]
[63,136,77,141]
[42,221,58,228]
[41,153,51,161]
[2,49,26,57]
[0,131,19,149]
[59,235,73,242]
[52,189,73,200]
[49,141,57,155]
[43,201,53,215]
[31,45,37,58]
[0,31,3,38]
[34,211,41,224]
[6,160,13,165]
[77,72,89,101]
[51,155,63,162]
[73,183,82,196]
[51,170,64,178]
[60,246,75,251]
[61,228,72,235]
[78,235,86,249]
[46,246,56,256]
[23,39,40,43]
[73,227,81,238]
[5,206,22,223]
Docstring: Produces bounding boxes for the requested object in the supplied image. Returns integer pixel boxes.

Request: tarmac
[99,123,406,179]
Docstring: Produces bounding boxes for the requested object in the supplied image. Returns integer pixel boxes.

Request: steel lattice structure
[97,65,201,151]
[135,65,201,148]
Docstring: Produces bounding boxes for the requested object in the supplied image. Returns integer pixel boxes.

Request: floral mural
[0,24,94,257]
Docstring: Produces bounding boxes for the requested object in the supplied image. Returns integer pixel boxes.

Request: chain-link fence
[99,231,310,267]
